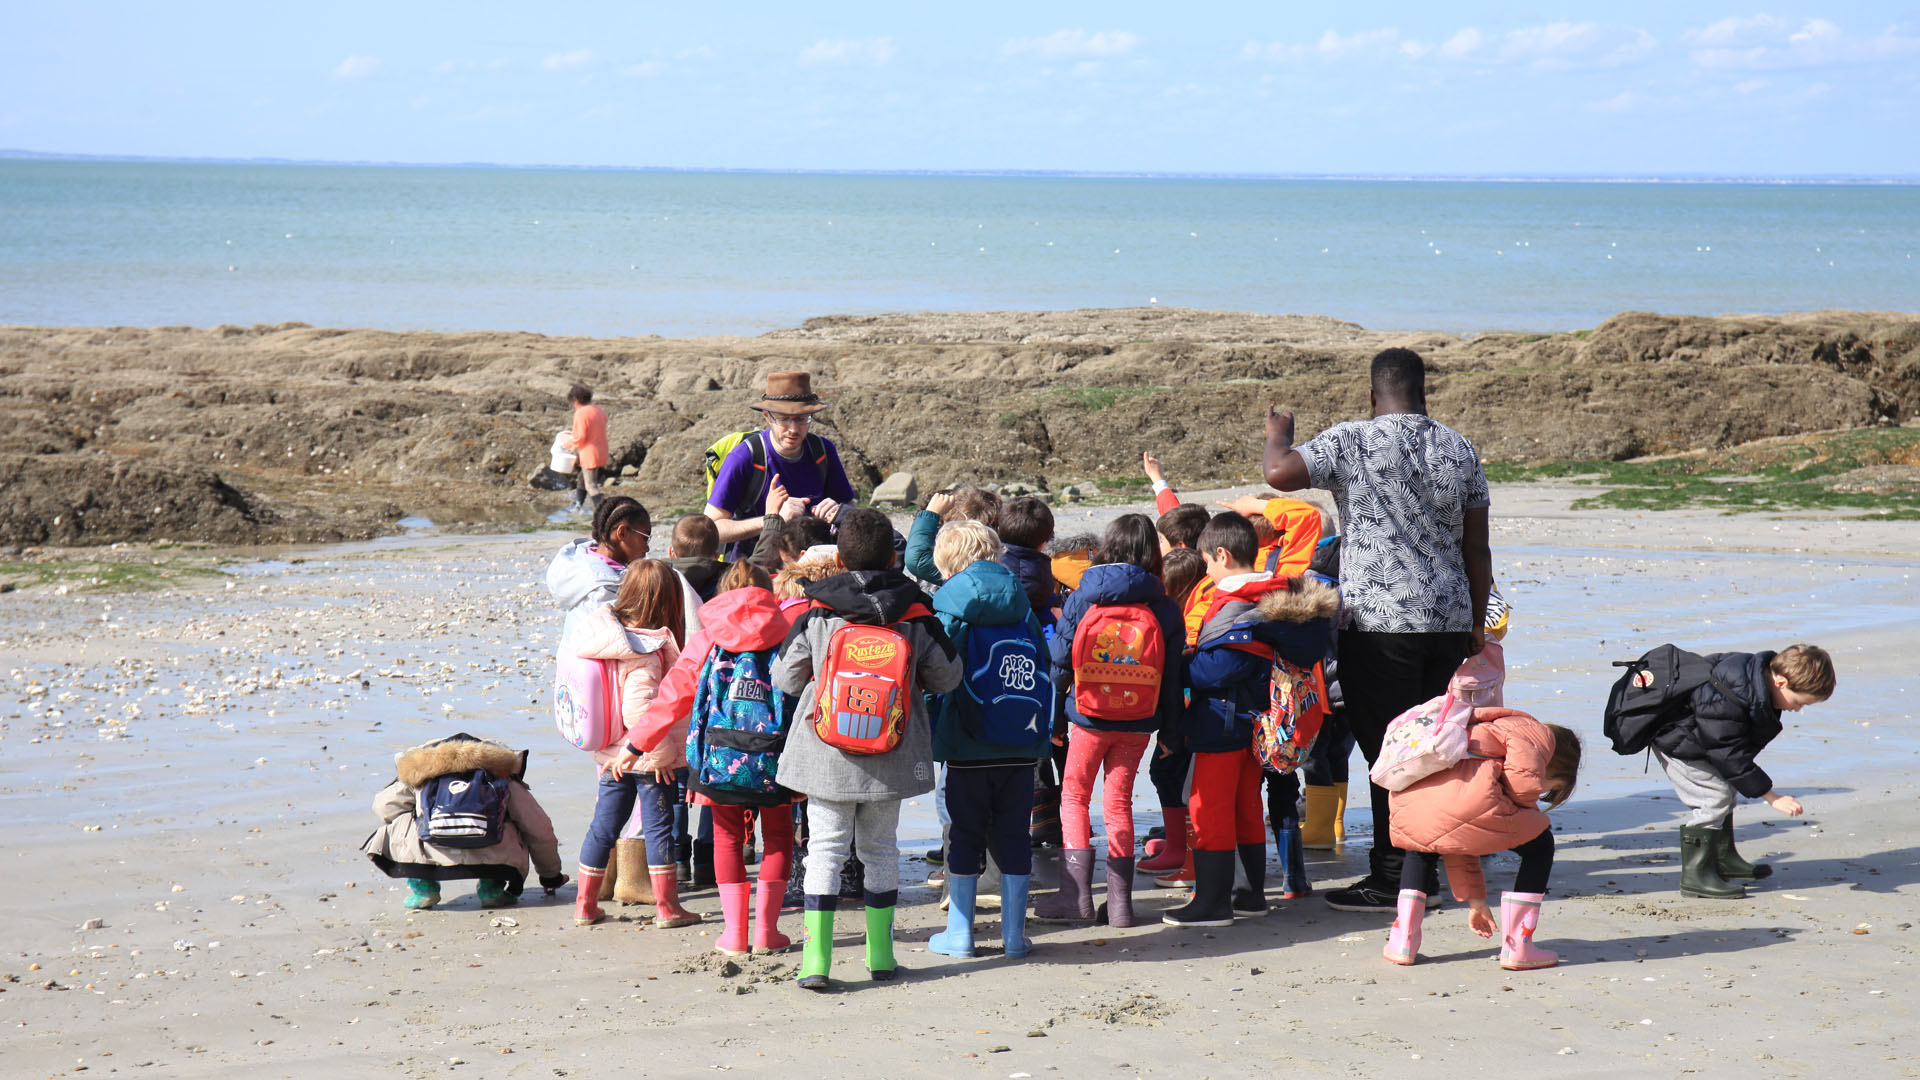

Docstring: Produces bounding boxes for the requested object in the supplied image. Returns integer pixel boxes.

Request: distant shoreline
[3,149,1916,185]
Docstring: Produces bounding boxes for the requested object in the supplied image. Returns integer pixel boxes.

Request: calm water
[2,160,1916,336]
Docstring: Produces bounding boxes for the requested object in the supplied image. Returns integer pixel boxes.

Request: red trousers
[1188,750,1266,851]
[712,803,795,885]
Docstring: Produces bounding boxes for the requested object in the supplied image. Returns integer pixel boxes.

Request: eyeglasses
[764,412,814,428]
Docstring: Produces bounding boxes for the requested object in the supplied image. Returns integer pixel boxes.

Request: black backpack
[1602,645,1723,755]
[416,768,511,849]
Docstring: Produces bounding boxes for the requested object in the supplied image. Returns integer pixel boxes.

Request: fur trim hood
[1256,574,1341,624]
[394,732,528,789]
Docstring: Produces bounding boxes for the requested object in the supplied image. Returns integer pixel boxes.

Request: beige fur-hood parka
[361,732,566,896]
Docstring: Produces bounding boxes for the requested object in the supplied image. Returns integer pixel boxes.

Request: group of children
[363,457,1839,985]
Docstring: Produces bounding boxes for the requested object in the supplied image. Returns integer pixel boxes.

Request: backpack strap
[735,430,772,521]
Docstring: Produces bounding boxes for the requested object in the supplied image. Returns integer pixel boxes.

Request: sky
[3,2,1918,176]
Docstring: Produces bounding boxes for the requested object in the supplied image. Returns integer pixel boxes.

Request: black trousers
[1339,629,1472,888]
[944,764,1037,877]
[1401,826,1555,896]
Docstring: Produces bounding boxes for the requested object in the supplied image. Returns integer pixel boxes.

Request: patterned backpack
[1251,658,1325,772]
[813,622,916,754]
[686,645,790,804]
[950,620,1052,749]
[1370,692,1473,792]
[1069,604,1165,722]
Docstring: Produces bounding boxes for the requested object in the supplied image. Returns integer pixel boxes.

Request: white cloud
[1004,29,1139,59]
[332,55,378,80]
[799,37,895,66]
[1495,23,1657,71]
[1686,16,1920,70]
[1438,28,1482,59]
[623,61,664,78]
[541,49,594,72]
[1244,21,1654,71]
[1591,90,1643,113]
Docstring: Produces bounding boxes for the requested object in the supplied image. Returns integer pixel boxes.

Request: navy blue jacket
[1650,650,1783,798]
[1050,562,1186,735]
[998,543,1057,629]
[1178,575,1340,754]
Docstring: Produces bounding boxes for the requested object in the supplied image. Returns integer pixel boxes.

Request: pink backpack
[554,653,624,752]
[1448,641,1506,707]
[1369,691,1472,792]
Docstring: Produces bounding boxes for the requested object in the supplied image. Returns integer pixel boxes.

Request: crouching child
[362,732,567,910]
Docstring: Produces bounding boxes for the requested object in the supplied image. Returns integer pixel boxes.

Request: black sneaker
[1323,881,1399,912]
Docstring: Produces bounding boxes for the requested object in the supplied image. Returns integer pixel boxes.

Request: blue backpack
[416,768,511,849]
[686,645,791,806]
[950,620,1052,750]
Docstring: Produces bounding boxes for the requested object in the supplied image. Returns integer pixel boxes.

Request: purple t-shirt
[707,431,855,540]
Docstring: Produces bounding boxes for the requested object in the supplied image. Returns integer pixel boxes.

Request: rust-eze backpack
[1069,604,1165,722]
[811,606,930,754]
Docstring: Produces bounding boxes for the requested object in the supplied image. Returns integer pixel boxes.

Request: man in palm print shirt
[1261,348,1493,912]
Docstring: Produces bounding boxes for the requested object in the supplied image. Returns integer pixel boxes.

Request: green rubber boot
[798,898,837,991]
[864,895,898,982]
[404,879,440,910]
[476,878,518,909]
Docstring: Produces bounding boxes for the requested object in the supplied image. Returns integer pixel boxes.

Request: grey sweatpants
[804,797,902,897]
[1654,749,1737,827]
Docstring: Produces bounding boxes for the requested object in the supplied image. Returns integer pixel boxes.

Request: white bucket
[549,430,578,474]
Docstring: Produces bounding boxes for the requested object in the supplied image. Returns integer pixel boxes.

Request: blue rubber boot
[928,874,978,958]
[1000,874,1032,959]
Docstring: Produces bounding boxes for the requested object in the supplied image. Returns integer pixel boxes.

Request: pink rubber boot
[714,882,751,956]
[1139,809,1189,874]
[751,878,792,953]
[1383,888,1425,965]
[1498,891,1558,970]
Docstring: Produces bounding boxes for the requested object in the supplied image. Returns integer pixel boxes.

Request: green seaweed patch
[1487,428,1920,518]
[1053,385,1170,412]
[0,557,227,593]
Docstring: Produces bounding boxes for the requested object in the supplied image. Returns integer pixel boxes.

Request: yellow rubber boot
[1302,785,1339,850]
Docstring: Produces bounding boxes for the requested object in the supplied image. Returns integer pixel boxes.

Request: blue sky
[4,2,1917,175]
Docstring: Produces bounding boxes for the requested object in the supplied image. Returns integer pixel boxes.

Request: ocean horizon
[3,157,1916,338]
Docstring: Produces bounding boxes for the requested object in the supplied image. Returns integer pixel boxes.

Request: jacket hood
[547,537,622,611]
[1255,575,1342,624]
[666,556,723,594]
[394,732,527,789]
[933,560,1031,625]
[571,605,679,661]
[803,568,931,625]
[696,587,793,651]
[1073,561,1166,605]
[1713,651,1775,711]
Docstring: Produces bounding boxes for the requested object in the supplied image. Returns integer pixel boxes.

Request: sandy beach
[4,483,1917,1079]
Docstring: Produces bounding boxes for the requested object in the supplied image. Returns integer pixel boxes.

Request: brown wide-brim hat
[750,371,831,415]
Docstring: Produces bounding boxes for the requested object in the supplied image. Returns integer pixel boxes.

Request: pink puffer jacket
[569,606,680,771]
[1388,707,1555,901]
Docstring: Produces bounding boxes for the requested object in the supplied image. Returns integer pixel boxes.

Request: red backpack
[812,619,919,755]
[1069,604,1165,722]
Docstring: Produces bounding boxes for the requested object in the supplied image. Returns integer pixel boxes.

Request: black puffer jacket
[1649,651,1782,798]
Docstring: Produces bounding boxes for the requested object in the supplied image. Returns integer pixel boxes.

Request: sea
[2,158,1916,337]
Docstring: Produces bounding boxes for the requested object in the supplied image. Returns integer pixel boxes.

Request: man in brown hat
[704,371,857,560]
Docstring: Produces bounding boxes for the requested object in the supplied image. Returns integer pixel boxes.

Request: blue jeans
[581,768,685,871]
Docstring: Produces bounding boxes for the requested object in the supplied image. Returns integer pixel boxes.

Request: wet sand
[3,485,1916,1078]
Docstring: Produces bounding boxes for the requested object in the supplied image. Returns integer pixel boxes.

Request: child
[1162,513,1337,926]
[363,732,567,909]
[618,562,798,954]
[1299,533,1353,850]
[547,496,703,647]
[997,496,1058,629]
[1035,514,1186,928]
[563,382,610,513]
[925,521,1051,959]
[1649,644,1832,898]
[566,559,700,928]
[905,485,1002,587]
[1138,545,1206,882]
[772,508,963,989]
[1385,714,1582,970]
[664,514,724,601]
